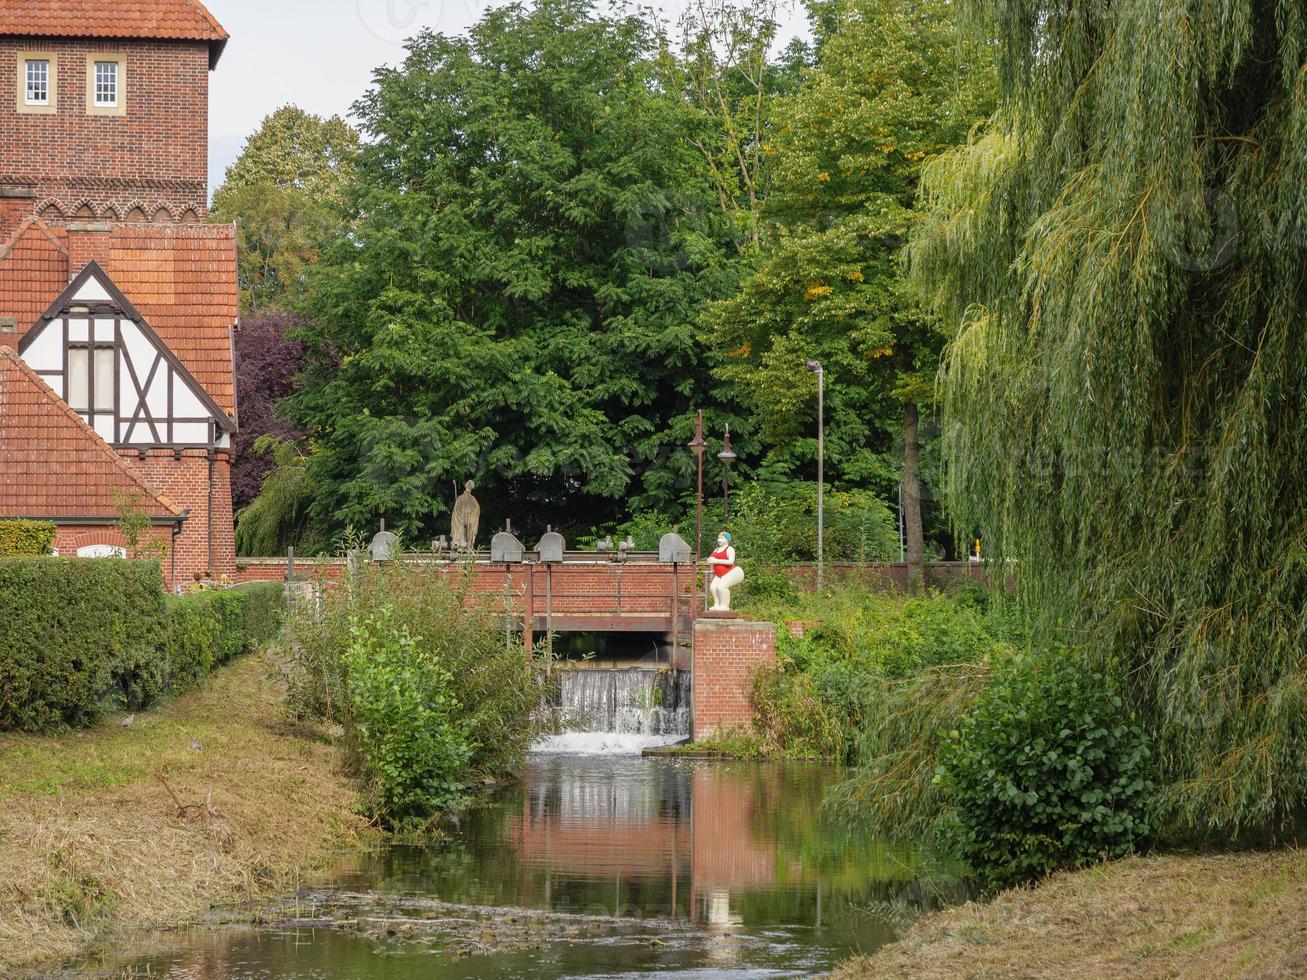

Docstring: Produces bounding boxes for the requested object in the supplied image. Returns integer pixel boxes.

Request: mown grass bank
[834,848,1306,979]
[0,653,369,974]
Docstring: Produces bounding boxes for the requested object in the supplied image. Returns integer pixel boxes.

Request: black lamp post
[718,424,738,524]
[688,411,707,562]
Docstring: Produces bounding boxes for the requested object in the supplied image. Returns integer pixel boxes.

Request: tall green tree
[212,106,359,312]
[673,0,811,246]
[707,0,995,577]
[911,0,1307,836]
[290,0,740,541]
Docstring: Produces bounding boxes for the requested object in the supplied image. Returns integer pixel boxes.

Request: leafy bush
[344,609,474,826]
[283,561,542,808]
[719,483,898,566]
[165,593,220,693]
[0,520,57,557]
[748,589,1016,763]
[0,559,167,728]
[604,483,898,567]
[0,559,283,731]
[936,651,1154,892]
[753,666,851,760]
[232,581,285,648]
[164,582,283,691]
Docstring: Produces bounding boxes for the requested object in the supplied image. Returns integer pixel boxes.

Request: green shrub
[0,520,57,557]
[165,593,219,692]
[0,561,284,731]
[936,651,1154,892]
[604,483,898,567]
[344,608,474,827]
[284,562,541,788]
[747,589,1016,764]
[234,581,285,648]
[0,559,167,729]
[166,582,285,688]
[753,665,851,760]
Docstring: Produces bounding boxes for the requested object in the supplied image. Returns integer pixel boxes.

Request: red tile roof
[0,0,229,65]
[0,346,182,520]
[0,219,67,337]
[0,220,239,420]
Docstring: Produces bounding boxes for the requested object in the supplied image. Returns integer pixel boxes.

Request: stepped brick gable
[0,1,237,586]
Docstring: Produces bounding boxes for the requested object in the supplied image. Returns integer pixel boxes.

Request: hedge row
[0,558,284,732]
[0,520,57,557]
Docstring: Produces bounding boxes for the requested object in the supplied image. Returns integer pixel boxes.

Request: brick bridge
[233,552,983,643]
[234,553,982,738]
[239,551,702,644]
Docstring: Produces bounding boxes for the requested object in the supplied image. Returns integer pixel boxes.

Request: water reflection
[69,757,965,978]
[338,756,960,969]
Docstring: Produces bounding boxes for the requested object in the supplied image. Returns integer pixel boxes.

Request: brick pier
[691,618,777,741]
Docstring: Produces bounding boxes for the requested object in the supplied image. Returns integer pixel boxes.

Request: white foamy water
[530,731,687,755]
[532,668,691,755]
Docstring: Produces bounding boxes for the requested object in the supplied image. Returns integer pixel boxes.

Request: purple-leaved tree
[232,313,306,510]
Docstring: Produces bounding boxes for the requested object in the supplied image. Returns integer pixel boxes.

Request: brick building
[0,0,238,587]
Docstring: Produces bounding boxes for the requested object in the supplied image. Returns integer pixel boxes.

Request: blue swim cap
[721,531,734,544]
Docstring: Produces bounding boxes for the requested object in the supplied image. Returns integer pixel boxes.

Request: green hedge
[0,520,57,557]
[0,559,284,732]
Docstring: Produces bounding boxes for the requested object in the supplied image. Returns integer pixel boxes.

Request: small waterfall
[533,668,690,755]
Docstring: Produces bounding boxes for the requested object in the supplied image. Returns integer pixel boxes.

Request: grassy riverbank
[0,653,369,974]
[835,848,1306,979]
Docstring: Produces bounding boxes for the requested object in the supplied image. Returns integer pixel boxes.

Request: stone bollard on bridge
[691,618,777,742]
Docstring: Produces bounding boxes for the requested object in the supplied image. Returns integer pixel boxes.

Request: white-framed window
[16,52,57,114]
[85,55,125,116]
[77,544,126,559]
[68,345,116,414]
[93,61,118,107]
[25,59,49,105]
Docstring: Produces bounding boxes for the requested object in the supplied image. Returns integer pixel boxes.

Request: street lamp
[806,360,825,594]
[688,411,707,562]
[718,424,737,524]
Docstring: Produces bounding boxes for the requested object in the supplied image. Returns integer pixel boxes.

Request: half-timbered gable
[18,261,235,449]
[0,1,238,586]
[0,346,185,570]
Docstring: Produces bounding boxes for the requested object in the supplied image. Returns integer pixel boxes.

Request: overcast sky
[205,0,809,194]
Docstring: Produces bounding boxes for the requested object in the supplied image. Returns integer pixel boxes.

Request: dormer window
[25,60,49,105]
[16,53,57,114]
[94,61,118,107]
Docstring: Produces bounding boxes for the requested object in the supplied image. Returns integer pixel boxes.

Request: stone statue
[450,480,481,551]
[706,531,745,612]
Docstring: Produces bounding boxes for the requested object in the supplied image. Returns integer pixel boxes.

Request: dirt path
[835,849,1306,979]
[0,653,369,974]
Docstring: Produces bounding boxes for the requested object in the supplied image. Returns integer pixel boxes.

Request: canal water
[66,755,963,978]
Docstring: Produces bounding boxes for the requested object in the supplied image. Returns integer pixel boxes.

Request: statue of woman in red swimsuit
[706,531,745,611]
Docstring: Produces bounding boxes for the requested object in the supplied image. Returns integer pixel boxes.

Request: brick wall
[49,524,182,587]
[692,618,777,741]
[123,448,234,584]
[0,37,209,219]
[780,561,986,590]
[234,557,348,585]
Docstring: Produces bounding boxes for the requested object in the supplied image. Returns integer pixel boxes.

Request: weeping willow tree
[910,1,1307,840]
[234,437,314,557]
